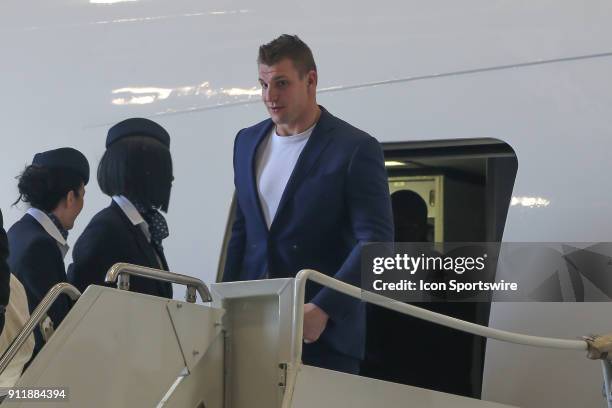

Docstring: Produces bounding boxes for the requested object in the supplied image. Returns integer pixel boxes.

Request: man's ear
[308,70,318,87]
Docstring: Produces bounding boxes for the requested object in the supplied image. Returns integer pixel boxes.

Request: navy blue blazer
[223,107,394,360]
[7,213,72,354]
[0,210,11,334]
[67,201,173,299]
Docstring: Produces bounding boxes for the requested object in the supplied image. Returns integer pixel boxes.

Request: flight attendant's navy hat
[106,118,170,148]
[32,147,90,185]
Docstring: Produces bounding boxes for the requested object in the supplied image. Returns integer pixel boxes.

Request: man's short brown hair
[258,34,317,77]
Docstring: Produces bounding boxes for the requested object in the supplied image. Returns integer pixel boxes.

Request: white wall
[2,1,612,406]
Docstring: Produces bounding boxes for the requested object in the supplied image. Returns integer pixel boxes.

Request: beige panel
[163,334,225,408]
[166,301,224,372]
[211,279,296,408]
[15,286,193,407]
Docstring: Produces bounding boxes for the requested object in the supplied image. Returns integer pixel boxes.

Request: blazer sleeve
[223,130,247,282]
[223,197,246,282]
[67,221,124,293]
[19,238,70,327]
[312,136,394,321]
[0,211,10,333]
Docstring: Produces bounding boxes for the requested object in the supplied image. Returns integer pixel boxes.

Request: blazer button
[292,244,298,250]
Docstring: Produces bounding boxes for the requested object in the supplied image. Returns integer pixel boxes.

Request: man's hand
[303,303,329,343]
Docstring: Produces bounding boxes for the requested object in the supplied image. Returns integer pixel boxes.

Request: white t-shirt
[256,124,315,228]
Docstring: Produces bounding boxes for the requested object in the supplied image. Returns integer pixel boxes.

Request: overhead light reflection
[88,10,251,26]
[90,0,138,4]
[222,87,261,97]
[113,87,172,99]
[112,96,155,105]
[112,87,172,105]
[111,82,261,106]
[511,196,550,208]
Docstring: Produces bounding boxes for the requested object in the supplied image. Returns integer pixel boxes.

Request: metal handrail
[0,282,81,376]
[281,269,590,408]
[104,263,212,303]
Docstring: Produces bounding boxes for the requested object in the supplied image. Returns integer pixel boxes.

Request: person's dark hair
[391,190,429,242]
[97,136,173,212]
[258,34,317,77]
[14,166,84,212]
[392,190,428,221]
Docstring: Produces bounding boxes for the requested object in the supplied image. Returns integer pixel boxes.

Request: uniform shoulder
[86,204,119,225]
[7,215,50,245]
[11,234,60,270]
[75,205,124,245]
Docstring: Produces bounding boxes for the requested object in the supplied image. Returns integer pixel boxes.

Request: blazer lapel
[270,107,335,231]
[247,120,274,231]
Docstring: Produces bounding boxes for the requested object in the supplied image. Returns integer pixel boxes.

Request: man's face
[258,58,316,128]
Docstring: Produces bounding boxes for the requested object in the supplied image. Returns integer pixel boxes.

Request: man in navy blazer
[223,34,393,374]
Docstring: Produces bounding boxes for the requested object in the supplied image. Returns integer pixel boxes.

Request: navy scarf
[131,201,169,253]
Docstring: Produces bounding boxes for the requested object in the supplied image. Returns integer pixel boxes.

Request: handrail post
[117,273,130,291]
[185,286,197,303]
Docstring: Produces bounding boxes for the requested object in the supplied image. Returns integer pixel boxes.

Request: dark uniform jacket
[7,213,71,355]
[68,201,172,298]
[0,210,11,334]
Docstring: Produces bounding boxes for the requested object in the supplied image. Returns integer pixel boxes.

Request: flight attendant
[68,118,173,299]
[7,148,89,355]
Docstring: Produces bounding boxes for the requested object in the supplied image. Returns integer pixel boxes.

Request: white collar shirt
[112,195,151,243]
